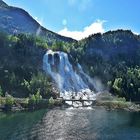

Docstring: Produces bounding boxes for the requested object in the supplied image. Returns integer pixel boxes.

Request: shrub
[5,95,15,110]
[0,97,5,105]
[29,94,36,105]
[49,97,55,105]
[35,89,42,104]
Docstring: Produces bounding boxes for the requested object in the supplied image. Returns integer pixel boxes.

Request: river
[0,107,140,140]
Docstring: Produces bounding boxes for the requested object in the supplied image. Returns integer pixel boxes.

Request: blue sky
[3,0,140,40]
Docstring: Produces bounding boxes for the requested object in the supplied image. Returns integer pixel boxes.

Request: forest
[0,29,140,103]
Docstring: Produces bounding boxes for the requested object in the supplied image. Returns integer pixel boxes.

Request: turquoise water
[0,107,140,140]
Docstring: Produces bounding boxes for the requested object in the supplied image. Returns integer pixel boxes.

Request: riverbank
[94,100,140,112]
[62,93,140,112]
[0,96,63,112]
[94,93,140,112]
[1,93,140,112]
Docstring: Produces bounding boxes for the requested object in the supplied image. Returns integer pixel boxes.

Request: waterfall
[43,50,96,102]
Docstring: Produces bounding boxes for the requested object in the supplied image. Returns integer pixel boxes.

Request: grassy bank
[1,93,140,112]
[95,93,140,112]
[0,96,63,112]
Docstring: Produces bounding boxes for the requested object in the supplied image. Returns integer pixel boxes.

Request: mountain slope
[69,30,140,101]
[0,0,75,43]
[79,30,140,65]
[1,0,140,101]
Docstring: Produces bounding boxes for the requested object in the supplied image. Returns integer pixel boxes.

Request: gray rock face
[0,0,7,7]
[0,0,75,43]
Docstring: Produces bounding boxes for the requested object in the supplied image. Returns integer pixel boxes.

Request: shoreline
[1,100,140,113]
[94,100,140,112]
[1,94,140,113]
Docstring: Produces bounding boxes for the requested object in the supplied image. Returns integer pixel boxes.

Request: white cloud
[58,20,106,40]
[133,31,139,35]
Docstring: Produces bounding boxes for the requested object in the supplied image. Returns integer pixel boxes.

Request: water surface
[0,107,140,140]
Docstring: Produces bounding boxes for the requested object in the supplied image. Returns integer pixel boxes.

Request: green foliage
[0,31,54,98]
[116,97,126,102]
[66,30,140,101]
[0,86,3,97]
[28,89,42,106]
[0,97,5,106]
[29,72,52,98]
[51,41,70,53]
[22,79,30,90]
[35,89,42,103]
[1,30,140,102]
[24,98,29,106]
[108,67,140,101]
[5,95,14,106]
[9,35,19,44]
[49,97,55,105]
[112,78,123,94]
[29,94,36,105]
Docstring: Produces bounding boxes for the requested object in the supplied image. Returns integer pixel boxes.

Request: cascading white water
[43,50,96,105]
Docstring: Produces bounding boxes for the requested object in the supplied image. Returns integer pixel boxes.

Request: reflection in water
[0,110,46,140]
[0,107,140,140]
